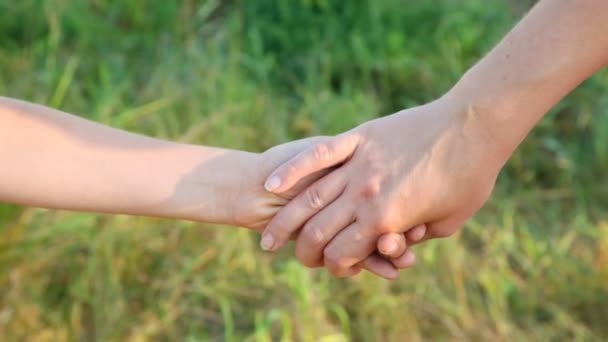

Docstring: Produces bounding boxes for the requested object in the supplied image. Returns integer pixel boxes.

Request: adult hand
[260,96,506,276]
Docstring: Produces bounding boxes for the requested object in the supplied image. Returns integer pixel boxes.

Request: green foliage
[0,0,607,340]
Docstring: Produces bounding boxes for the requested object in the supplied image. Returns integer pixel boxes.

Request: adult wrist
[427,91,510,177]
[443,75,530,167]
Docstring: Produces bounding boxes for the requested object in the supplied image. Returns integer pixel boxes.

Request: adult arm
[261,0,608,275]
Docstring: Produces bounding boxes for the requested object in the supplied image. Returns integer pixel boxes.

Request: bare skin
[261,0,608,276]
[0,96,415,278]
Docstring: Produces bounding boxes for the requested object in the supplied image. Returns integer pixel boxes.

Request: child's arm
[0,96,256,224]
[0,96,412,279]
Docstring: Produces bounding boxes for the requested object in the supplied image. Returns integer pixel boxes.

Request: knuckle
[302,223,326,246]
[323,249,339,266]
[369,208,399,234]
[370,196,390,213]
[312,143,331,161]
[372,221,392,234]
[295,246,321,268]
[323,248,349,270]
[266,218,289,238]
[333,269,351,278]
[285,161,299,178]
[296,254,319,268]
[359,181,381,199]
[304,186,324,210]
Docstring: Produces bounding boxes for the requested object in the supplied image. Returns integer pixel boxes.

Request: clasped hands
[257,95,505,279]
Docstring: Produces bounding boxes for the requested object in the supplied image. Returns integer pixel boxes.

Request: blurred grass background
[0,0,607,340]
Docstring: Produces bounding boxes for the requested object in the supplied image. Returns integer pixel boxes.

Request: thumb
[264,132,360,194]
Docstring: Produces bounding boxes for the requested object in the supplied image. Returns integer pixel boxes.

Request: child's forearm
[0,97,252,224]
[449,0,608,160]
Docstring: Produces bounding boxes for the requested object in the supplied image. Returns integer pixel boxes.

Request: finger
[295,197,356,267]
[260,136,336,200]
[376,232,406,258]
[260,170,347,252]
[406,233,432,247]
[406,220,462,247]
[391,249,416,269]
[360,253,399,280]
[323,221,377,277]
[405,224,427,243]
[339,264,363,278]
[264,132,361,194]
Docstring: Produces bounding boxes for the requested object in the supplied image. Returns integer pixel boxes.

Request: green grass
[1,0,607,340]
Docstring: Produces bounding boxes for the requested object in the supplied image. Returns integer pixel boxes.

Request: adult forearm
[0,97,249,223]
[449,0,608,160]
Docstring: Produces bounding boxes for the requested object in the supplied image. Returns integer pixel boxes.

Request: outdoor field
[0,0,607,340]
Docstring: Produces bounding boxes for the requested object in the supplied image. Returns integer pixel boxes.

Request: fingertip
[264,175,282,192]
[333,265,361,278]
[378,237,397,256]
[377,233,406,258]
[349,264,363,277]
[260,232,276,251]
[406,224,427,243]
[382,267,399,280]
[366,264,398,280]
[362,254,399,280]
[404,249,416,264]
[393,249,416,269]
[260,231,289,252]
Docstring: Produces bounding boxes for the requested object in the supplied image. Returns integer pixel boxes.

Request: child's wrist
[156,146,258,226]
[227,151,287,231]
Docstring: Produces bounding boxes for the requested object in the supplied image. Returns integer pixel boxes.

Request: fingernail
[260,233,275,251]
[264,175,281,192]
